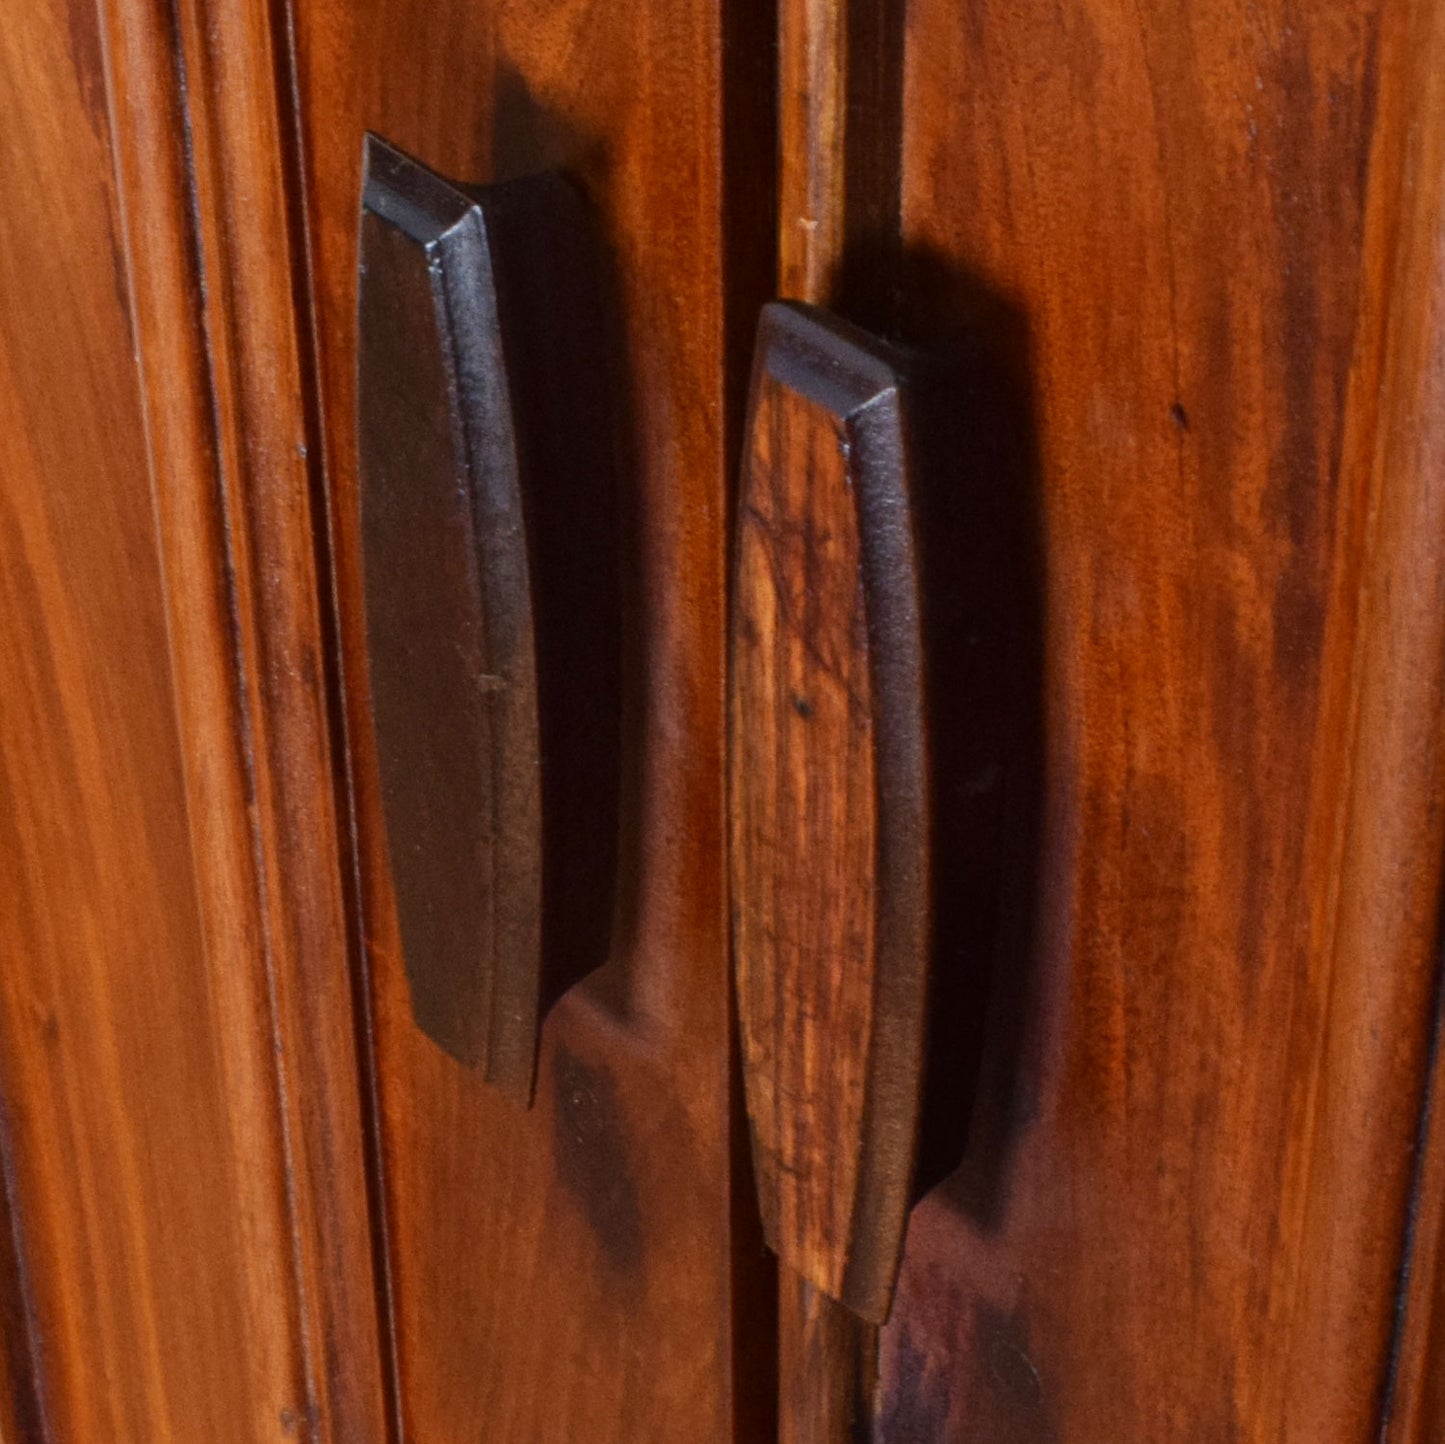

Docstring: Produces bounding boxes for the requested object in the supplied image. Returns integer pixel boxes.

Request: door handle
[357,135,619,1102]
[730,302,929,1323]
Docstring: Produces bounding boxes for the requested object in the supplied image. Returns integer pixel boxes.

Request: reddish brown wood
[772,0,901,1421]
[0,0,391,1435]
[778,0,845,303]
[731,301,927,1325]
[8,0,1442,1438]
[1371,4,1445,1439]
[777,0,902,334]
[1392,1043,1445,1444]
[868,2,1445,1439]
[101,0,395,1434]
[778,1275,875,1444]
[287,0,775,1436]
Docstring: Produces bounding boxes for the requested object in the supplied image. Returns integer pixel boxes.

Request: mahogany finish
[102,0,394,1431]
[1367,7,1445,1442]
[868,1,1445,1440]
[0,0,386,1438]
[288,0,774,1438]
[1,0,1443,1439]
[731,302,927,1325]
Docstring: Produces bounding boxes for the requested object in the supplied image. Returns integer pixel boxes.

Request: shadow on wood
[827,244,1048,1234]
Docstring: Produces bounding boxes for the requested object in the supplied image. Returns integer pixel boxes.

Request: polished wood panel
[0,0,378,1435]
[732,302,927,1324]
[869,2,1445,1439]
[778,0,844,302]
[288,0,775,1436]
[10,0,1436,1437]
[101,0,393,1434]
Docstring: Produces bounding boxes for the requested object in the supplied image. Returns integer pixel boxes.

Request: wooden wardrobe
[2,0,1444,1439]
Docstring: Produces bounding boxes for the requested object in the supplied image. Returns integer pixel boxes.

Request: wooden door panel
[287,0,774,1438]
[7,0,1439,1438]
[0,0,397,1437]
[870,2,1445,1439]
[0,2,316,1438]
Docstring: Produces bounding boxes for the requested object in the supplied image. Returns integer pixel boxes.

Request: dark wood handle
[357,135,619,1102]
[730,302,929,1323]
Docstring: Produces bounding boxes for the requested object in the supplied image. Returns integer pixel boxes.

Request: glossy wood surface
[0,1,295,1434]
[103,0,393,1431]
[4,0,1443,1437]
[867,1,1445,1439]
[732,302,927,1325]
[0,0,387,1437]
[0,1142,43,1442]
[287,0,774,1437]
[1371,4,1445,1439]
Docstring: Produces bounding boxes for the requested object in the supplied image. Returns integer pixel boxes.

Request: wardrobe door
[822,2,1445,1439]
[285,1,775,1439]
[745,0,1445,1437]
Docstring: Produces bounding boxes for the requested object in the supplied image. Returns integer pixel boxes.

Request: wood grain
[0,1,299,1434]
[1369,2,1445,1437]
[869,2,1445,1439]
[773,0,905,1427]
[286,0,775,1436]
[0,0,390,1435]
[0,1111,44,1444]
[100,0,394,1435]
[778,1274,875,1444]
[778,0,903,331]
[778,0,845,302]
[731,301,927,1325]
